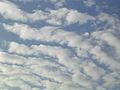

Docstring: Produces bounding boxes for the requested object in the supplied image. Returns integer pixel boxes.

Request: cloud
[13,0,65,8]
[7,41,110,89]
[0,0,27,21]
[97,13,120,29]
[8,42,80,69]
[80,61,105,80]
[92,30,120,59]
[1,1,50,22]
[0,48,95,90]
[3,23,92,49]
[0,1,95,25]
[0,0,120,90]
[45,0,65,8]
[0,51,63,89]
[102,72,120,89]
[46,8,95,25]
[0,0,48,22]
[83,0,96,7]
[90,45,120,72]
[2,17,120,90]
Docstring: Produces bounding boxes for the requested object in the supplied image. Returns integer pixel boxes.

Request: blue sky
[0,0,120,90]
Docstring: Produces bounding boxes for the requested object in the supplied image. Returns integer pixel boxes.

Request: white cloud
[0,49,95,90]
[92,30,120,60]
[65,9,95,25]
[83,0,96,7]
[3,23,92,49]
[2,16,120,89]
[46,8,95,25]
[46,0,65,8]
[96,12,120,32]
[90,46,120,72]
[0,1,95,25]
[72,71,95,89]
[17,0,65,8]
[0,51,64,89]
[8,42,80,70]
[7,41,112,89]
[0,0,120,90]
[102,72,120,89]
[96,87,106,90]
[0,52,27,65]
[81,61,105,80]
[0,0,49,22]
[0,0,27,21]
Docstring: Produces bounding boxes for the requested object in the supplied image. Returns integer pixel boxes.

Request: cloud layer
[0,0,120,90]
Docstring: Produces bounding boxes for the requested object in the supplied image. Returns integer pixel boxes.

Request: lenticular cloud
[0,0,120,90]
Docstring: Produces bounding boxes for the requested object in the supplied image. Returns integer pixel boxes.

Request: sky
[0,0,120,90]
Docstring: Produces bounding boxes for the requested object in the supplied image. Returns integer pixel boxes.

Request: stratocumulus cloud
[0,0,120,90]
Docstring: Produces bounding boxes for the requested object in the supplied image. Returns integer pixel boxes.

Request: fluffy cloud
[7,41,117,89]
[0,49,96,90]
[0,0,48,22]
[8,42,80,70]
[46,8,95,25]
[90,46,120,72]
[3,23,92,49]
[0,41,109,89]
[80,61,105,80]
[0,1,95,25]
[0,0,27,21]
[0,0,120,90]
[92,30,120,59]
[2,21,120,90]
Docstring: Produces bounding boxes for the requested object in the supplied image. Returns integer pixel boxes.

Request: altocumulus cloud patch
[0,0,120,90]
